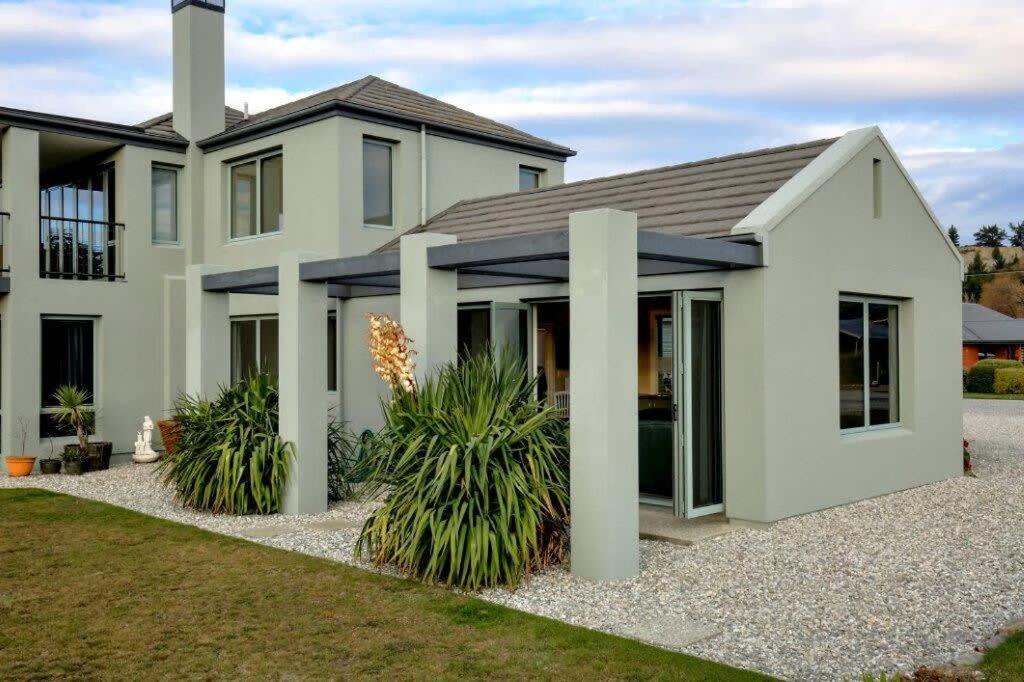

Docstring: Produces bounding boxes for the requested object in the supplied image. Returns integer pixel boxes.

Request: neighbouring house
[962,302,1024,367]
[1,0,962,580]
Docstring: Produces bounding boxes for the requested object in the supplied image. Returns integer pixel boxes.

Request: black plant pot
[64,460,85,476]
[87,442,113,471]
[39,458,62,475]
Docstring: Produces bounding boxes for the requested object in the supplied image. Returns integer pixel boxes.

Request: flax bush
[160,373,292,515]
[355,349,570,590]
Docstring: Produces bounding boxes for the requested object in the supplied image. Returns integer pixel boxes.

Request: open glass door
[490,303,529,359]
[674,290,724,518]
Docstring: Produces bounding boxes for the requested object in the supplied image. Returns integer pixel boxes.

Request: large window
[41,317,96,437]
[152,165,179,244]
[839,297,899,431]
[363,138,394,227]
[39,166,118,279]
[230,153,283,239]
[232,314,339,390]
[518,166,544,191]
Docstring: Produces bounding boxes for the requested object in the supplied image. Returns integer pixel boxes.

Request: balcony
[39,216,125,280]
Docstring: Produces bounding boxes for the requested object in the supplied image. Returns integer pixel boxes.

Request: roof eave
[0,106,188,152]
[196,100,575,159]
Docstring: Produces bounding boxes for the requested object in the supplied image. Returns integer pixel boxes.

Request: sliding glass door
[674,290,725,518]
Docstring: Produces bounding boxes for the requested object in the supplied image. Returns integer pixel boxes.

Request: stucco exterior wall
[754,138,962,522]
[0,127,188,457]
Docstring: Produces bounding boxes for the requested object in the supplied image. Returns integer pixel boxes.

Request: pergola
[186,208,763,580]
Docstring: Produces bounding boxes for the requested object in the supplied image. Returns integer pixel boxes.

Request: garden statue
[133,415,160,463]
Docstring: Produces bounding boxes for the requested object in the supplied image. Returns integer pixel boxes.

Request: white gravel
[4,398,1023,681]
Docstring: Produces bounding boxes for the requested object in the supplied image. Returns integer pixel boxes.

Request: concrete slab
[616,615,721,649]
[305,518,363,531]
[638,506,736,545]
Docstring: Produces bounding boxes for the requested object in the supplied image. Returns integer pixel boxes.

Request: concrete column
[399,233,457,384]
[278,251,329,515]
[568,208,639,581]
[0,127,41,457]
[184,264,229,398]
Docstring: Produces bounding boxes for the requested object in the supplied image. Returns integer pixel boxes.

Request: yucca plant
[52,384,93,454]
[355,348,570,590]
[159,373,292,515]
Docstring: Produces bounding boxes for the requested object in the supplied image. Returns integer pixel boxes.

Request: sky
[1,0,1021,241]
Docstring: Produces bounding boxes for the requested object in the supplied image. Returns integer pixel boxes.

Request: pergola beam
[427,230,570,269]
[637,231,763,268]
[202,265,278,293]
[300,251,400,283]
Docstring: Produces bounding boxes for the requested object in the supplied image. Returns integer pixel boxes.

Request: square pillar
[568,208,639,581]
[399,233,457,383]
[184,264,229,398]
[0,127,41,458]
[278,251,329,515]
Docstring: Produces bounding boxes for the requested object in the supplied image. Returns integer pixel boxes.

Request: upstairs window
[519,166,544,191]
[152,165,179,244]
[230,152,283,239]
[363,138,394,228]
[839,296,900,432]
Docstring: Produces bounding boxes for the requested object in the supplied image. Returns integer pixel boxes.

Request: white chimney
[172,0,226,141]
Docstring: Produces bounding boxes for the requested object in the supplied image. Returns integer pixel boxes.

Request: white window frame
[518,165,544,191]
[151,164,180,245]
[839,294,902,436]
[40,315,100,443]
[362,137,396,230]
[227,151,283,242]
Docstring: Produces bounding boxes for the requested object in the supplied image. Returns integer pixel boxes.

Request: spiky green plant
[355,349,570,590]
[159,373,292,515]
[52,385,92,454]
[328,419,359,503]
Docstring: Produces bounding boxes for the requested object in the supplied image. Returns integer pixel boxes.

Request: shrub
[994,367,1024,394]
[355,349,569,590]
[328,420,360,503]
[966,358,1023,394]
[160,373,292,515]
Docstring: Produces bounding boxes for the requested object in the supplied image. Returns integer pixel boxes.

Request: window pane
[231,320,258,383]
[260,155,283,234]
[519,167,541,191]
[41,318,94,407]
[327,313,338,391]
[152,167,178,243]
[259,318,279,383]
[231,161,258,238]
[363,140,393,226]
[868,303,899,425]
[838,301,865,429]
[457,308,491,360]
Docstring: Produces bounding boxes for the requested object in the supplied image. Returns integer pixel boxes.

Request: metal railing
[0,212,9,273]
[39,216,125,280]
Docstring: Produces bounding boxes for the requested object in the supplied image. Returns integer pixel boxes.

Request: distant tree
[963,251,990,302]
[980,275,1024,317]
[948,225,960,247]
[975,224,1008,247]
[1010,221,1024,249]
[993,245,1007,270]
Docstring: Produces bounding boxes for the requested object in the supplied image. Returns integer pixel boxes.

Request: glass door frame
[673,289,725,519]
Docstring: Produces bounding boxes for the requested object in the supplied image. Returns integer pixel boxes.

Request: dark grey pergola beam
[202,265,279,293]
[427,230,570,269]
[300,251,400,284]
[637,231,762,268]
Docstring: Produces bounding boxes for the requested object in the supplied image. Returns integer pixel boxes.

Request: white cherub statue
[133,415,160,463]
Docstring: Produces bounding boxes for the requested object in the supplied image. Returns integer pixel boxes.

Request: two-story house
[2,0,962,581]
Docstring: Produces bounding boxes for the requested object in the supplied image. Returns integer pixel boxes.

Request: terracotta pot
[157,418,182,458]
[39,458,62,475]
[4,456,37,477]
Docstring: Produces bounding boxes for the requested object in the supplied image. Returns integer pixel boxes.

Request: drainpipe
[419,125,428,225]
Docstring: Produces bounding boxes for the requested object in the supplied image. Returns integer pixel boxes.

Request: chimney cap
[171,0,225,14]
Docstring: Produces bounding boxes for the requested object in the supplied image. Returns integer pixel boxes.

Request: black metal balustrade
[39,216,125,280]
[0,211,9,273]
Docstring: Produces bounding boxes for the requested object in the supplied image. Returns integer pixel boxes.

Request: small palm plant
[53,385,92,455]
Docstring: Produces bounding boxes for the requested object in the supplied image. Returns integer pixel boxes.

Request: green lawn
[981,630,1024,681]
[963,392,1024,400]
[0,488,770,681]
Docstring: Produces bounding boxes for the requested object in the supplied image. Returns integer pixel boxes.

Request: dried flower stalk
[367,314,417,393]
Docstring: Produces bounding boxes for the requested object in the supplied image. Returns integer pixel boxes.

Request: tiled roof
[196,76,573,157]
[380,137,837,249]
[135,106,246,141]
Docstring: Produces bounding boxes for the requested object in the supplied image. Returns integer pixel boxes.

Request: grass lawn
[963,392,1024,400]
[0,489,771,681]
[980,630,1024,682]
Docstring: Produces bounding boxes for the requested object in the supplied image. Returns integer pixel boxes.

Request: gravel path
[3,398,1022,681]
